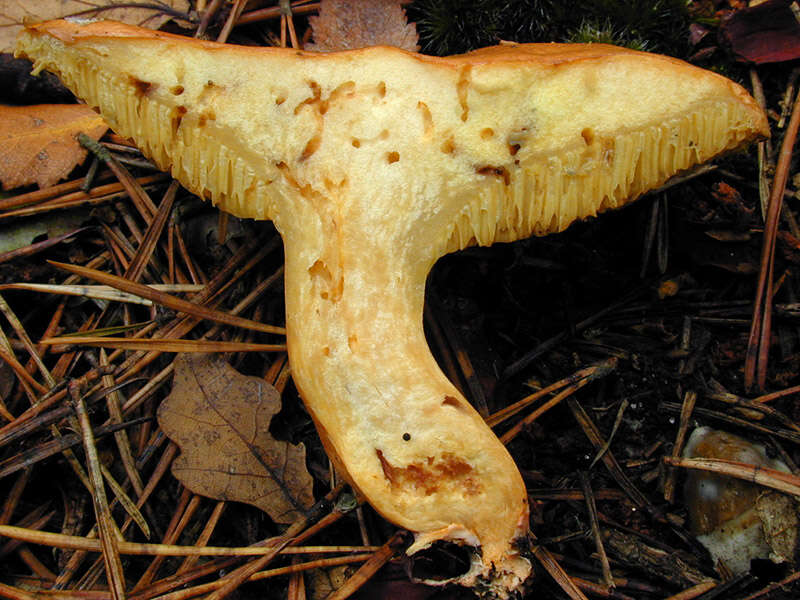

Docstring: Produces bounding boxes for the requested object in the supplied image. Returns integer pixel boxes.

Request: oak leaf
[720,0,800,64]
[0,0,191,53]
[158,354,314,524]
[307,0,419,52]
[0,104,107,190]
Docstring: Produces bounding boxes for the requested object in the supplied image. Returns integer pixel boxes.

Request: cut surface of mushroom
[16,20,769,597]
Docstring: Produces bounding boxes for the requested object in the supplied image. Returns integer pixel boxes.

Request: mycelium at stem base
[16,19,769,598]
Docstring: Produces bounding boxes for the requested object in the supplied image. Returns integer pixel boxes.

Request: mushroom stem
[279,201,531,589]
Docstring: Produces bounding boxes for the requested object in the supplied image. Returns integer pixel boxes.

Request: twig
[99,351,144,499]
[663,581,717,600]
[327,532,405,600]
[78,134,157,220]
[567,398,664,522]
[238,1,320,26]
[0,227,93,265]
[68,383,126,600]
[578,472,614,589]
[124,181,179,283]
[47,261,285,335]
[664,456,800,497]
[663,390,697,503]
[738,570,800,600]
[489,358,617,429]
[531,542,590,600]
[40,337,286,354]
[745,86,800,391]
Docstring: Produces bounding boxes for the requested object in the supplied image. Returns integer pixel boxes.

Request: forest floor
[0,2,799,599]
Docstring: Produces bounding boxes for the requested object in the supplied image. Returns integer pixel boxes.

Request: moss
[407,0,691,57]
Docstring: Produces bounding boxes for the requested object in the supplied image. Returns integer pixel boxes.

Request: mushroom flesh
[16,20,769,597]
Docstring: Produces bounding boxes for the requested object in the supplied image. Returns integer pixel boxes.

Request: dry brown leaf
[0,0,191,53]
[0,104,107,190]
[756,491,800,565]
[158,354,314,524]
[307,0,419,52]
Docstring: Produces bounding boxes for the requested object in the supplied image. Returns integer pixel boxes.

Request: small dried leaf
[720,0,800,64]
[0,0,191,53]
[307,0,419,52]
[158,354,314,524]
[756,491,800,564]
[0,104,107,190]
[307,565,352,600]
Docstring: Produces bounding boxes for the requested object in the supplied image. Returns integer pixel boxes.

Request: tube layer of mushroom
[16,20,768,598]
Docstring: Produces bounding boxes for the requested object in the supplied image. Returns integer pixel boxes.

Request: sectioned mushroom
[16,20,768,597]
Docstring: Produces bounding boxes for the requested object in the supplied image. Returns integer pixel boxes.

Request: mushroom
[683,427,795,575]
[16,20,768,597]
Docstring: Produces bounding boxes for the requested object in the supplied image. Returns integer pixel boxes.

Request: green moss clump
[407,0,691,57]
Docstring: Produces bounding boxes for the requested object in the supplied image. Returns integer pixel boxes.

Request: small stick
[568,398,663,522]
[47,261,285,335]
[184,485,348,600]
[0,170,113,212]
[100,350,145,497]
[79,133,157,219]
[216,0,247,43]
[0,582,37,600]
[0,227,92,265]
[327,532,405,600]
[501,376,594,445]
[176,501,226,574]
[578,472,614,589]
[663,390,697,503]
[124,181,179,283]
[133,491,197,591]
[531,542,590,600]
[745,87,800,391]
[40,337,286,354]
[738,570,800,600]
[238,1,320,26]
[664,456,800,497]
[148,554,371,600]
[663,581,717,600]
[68,383,126,600]
[589,397,629,469]
[489,358,617,428]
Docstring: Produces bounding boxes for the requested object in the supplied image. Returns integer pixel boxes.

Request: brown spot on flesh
[347,334,358,352]
[375,450,479,497]
[198,109,216,128]
[457,65,472,122]
[417,101,433,136]
[376,449,396,484]
[442,395,462,408]
[294,81,322,115]
[129,75,156,98]
[171,105,187,134]
[329,81,356,104]
[300,134,322,161]
[476,165,511,185]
